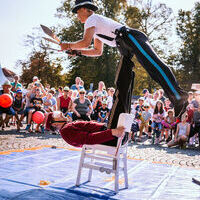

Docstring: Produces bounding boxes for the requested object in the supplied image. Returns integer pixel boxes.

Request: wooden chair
[76,113,134,193]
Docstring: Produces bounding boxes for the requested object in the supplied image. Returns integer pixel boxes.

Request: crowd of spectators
[0,75,199,149]
[131,88,200,149]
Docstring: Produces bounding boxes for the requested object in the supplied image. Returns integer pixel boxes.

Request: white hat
[33,76,38,80]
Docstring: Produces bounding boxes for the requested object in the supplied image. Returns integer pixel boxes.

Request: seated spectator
[161,110,176,142]
[12,89,26,131]
[71,90,78,101]
[97,99,110,123]
[87,92,94,103]
[168,113,190,149]
[149,91,159,114]
[43,93,53,113]
[158,89,166,104]
[189,105,200,147]
[164,98,173,112]
[135,97,144,120]
[91,92,103,120]
[72,89,93,121]
[25,89,46,133]
[0,81,15,130]
[49,89,57,111]
[11,75,22,94]
[151,100,165,144]
[57,86,72,116]
[138,103,151,141]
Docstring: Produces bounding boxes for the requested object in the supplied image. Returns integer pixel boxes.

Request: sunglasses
[144,106,149,108]
[79,92,85,94]
[64,90,69,92]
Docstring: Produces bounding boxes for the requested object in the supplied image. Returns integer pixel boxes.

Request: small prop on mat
[39,180,51,186]
[192,178,200,186]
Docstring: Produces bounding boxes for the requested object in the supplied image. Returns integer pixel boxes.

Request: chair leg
[76,147,86,186]
[114,159,119,193]
[88,149,94,182]
[123,152,128,188]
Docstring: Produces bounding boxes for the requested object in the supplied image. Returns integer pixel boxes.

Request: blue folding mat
[0,147,200,200]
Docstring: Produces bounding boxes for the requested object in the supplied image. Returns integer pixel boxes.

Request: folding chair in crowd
[76,113,134,193]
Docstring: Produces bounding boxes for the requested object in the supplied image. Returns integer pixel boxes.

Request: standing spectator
[0,81,15,130]
[107,87,115,110]
[57,86,72,116]
[142,89,151,104]
[95,81,107,96]
[72,89,93,121]
[79,79,85,90]
[97,99,110,123]
[159,89,166,104]
[27,76,40,90]
[188,91,194,104]
[11,75,22,93]
[191,91,200,111]
[149,91,159,114]
[49,89,57,111]
[12,89,25,131]
[152,100,165,144]
[138,103,151,141]
[71,90,78,101]
[168,113,190,149]
[135,97,144,119]
[70,77,83,91]
[57,86,64,98]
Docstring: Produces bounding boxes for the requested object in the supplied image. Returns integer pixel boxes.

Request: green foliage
[176,2,200,90]
[20,51,66,88]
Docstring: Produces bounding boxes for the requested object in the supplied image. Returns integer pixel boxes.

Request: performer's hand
[60,43,71,51]
[112,126,125,137]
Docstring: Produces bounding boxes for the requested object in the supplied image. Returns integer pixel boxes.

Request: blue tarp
[0,147,200,200]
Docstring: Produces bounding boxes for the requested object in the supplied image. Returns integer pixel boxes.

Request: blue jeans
[0,107,15,116]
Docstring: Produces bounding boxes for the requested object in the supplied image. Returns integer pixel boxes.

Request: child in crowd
[168,113,190,149]
[97,100,110,123]
[152,100,165,144]
[12,89,26,131]
[161,110,176,142]
[138,103,151,142]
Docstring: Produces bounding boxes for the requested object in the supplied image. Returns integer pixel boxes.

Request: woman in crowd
[46,111,125,148]
[72,89,93,121]
[57,86,72,116]
[167,113,190,149]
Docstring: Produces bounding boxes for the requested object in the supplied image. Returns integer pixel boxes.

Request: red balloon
[32,111,45,124]
[0,94,13,108]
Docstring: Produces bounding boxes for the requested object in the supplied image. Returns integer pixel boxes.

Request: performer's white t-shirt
[84,14,123,47]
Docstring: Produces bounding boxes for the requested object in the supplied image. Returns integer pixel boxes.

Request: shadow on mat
[0,186,118,200]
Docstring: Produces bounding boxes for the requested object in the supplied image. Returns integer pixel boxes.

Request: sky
[0,0,199,75]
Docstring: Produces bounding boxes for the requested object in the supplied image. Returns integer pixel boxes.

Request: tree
[176,2,200,90]
[18,33,66,88]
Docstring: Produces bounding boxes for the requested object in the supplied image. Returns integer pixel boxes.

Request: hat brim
[72,4,98,13]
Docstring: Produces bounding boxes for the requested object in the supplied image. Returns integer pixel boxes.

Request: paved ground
[0,125,200,169]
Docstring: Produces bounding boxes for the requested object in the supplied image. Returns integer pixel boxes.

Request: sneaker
[40,126,45,134]
[25,124,31,131]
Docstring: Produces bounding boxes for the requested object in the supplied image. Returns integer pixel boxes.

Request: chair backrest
[115,113,134,156]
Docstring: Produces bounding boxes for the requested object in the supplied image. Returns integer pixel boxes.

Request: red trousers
[59,121,115,147]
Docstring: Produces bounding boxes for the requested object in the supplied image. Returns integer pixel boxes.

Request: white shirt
[84,14,123,47]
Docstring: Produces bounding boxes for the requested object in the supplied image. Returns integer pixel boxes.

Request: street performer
[60,0,188,129]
